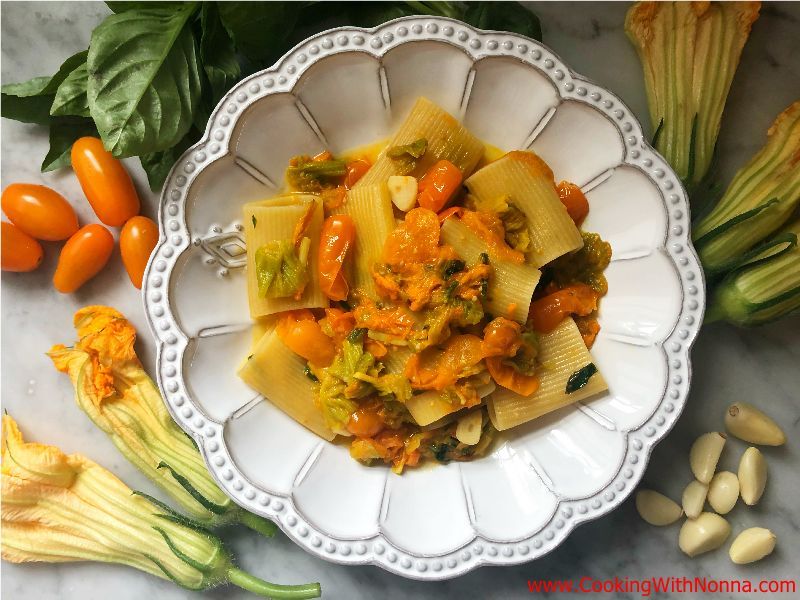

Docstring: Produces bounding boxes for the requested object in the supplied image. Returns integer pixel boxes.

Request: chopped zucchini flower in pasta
[255,238,310,299]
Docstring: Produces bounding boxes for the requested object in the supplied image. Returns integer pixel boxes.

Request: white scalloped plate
[142,17,705,580]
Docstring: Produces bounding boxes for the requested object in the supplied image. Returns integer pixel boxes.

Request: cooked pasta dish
[238,98,611,472]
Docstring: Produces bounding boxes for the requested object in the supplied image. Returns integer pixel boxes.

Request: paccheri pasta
[238,97,611,473]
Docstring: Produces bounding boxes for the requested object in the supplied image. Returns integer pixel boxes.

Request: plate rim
[142,15,706,580]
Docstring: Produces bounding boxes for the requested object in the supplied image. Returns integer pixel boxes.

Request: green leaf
[87,5,202,157]
[41,117,97,172]
[345,2,418,27]
[106,1,191,13]
[51,62,90,117]
[463,2,542,41]
[217,2,302,64]
[139,129,196,191]
[200,3,241,103]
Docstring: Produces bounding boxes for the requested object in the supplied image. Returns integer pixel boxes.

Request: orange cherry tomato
[436,206,463,223]
[276,311,336,367]
[53,224,114,293]
[557,181,590,225]
[1,221,43,272]
[344,159,371,189]
[528,284,598,333]
[417,160,462,213]
[71,137,140,226]
[1,183,79,241]
[318,215,355,301]
[120,216,159,289]
[346,406,384,437]
[485,357,541,396]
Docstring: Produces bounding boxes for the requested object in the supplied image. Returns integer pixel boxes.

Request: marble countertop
[2,2,798,598]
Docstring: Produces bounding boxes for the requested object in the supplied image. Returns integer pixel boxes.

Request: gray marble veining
[2,2,798,599]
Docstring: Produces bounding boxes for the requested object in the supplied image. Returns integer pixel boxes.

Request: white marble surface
[1,2,798,599]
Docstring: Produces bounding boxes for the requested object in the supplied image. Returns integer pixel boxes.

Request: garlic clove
[725,402,785,446]
[707,471,739,515]
[679,512,731,557]
[682,480,709,519]
[729,527,777,564]
[387,176,418,212]
[635,489,683,526]
[738,447,768,506]
[689,432,726,484]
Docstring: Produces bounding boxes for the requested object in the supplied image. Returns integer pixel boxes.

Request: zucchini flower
[706,219,800,326]
[626,2,760,189]
[48,306,274,535]
[693,101,800,276]
[1,414,320,598]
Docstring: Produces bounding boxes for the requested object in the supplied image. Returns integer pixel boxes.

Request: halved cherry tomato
[318,214,355,301]
[1,183,79,241]
[437,206,463,223]
[485,357,541,396]
[417,160,462,212]
[1,221,43,272]
[71,137,140,226]
[120,216,158,289]
[346,406,384,437]
[276,310,336,367]
[344,159,371,189]
[557,181,590,225]
[528,284,598,333]
[53,224,114,293]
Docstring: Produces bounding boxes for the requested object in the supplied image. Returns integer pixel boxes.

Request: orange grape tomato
[1,183,79,241]
[528,284,598,333]
[120,216,159,289]
[417,160,462,212]
[486,356,540,396]
[71,137,140,226]
[1,221,43,272]
[436,206,463,223]
[318,214,355,301]
[53,224,114,293]
[557,181,590,225]
[346,406,384,437]
[276,312,336,367]
[344,159,371,189]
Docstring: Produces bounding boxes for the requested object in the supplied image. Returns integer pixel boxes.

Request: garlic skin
[739,447,768,506]
[725,402,786,446]
[689,432,726,484]
[682,480,709,519]
[707,471,739,515]
[729,527,777,564]
[679,512,731,557]
[635,489,683,526]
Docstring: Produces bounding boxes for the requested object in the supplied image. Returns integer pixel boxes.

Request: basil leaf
[464,2,542,41]
[200,3,241,103]
[566,363,598,394]
[1,50,88,125]
[139,129,196,191]
[42,117,98,172]
[218,2,302,64]
[87,5,202,157]
[105,1,191,13]
[345,2,417,27]
[51,62,90,117]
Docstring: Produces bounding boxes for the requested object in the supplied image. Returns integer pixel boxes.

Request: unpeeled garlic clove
[679,512,731,557]
[739,447,767,506]
[689,432,726,484]
[729,527,777,564]
[682,480,709,519]
[707,471,739,515]
[725,402,785,446]
[636,489,683,526]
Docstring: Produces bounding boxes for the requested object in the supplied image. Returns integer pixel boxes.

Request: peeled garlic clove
[679,512,731,557]
[725,402,785,446]
[707,471,739,514]
[387,176,418,211]
[739,446,767,506]
[682,480,709,519]
[636,489,683,526]
[729,527,776,564]
[689,432,726,484]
